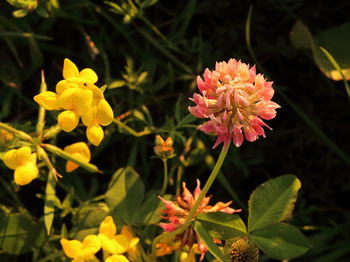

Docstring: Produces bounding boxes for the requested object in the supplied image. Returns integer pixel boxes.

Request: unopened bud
[154,135,174,160]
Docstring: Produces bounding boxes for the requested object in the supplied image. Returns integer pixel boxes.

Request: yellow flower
[63,142,91,172]
[120,226,141,262]
[105,254,129,262]
[82,92,114,146]
[33,58,114,146]
[60,235,101,262]
[3,146,38,185]
[98,216,139,260]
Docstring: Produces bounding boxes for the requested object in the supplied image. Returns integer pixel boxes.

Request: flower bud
[58,110,79,132]
[86,124,104,146]
[154,135,174,160]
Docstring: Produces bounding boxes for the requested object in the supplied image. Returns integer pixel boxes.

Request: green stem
[319,46,350,99]
[113,118,152,137]
[41,143,102,173]
[176,165,183,196]
[245,5,263,72]
[187,143,230,219]
[139,15,180,53]
[151,143,230,256]
[0,122,32,141]
[160,159,168,196]
[42,125,61,141]
[36,70,47,136]
[134,24,192,74]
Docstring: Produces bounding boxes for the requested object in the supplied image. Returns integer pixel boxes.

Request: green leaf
[105,167,145,222]
[73,202,109,231]
[290,20,350,81]
[250,223,309,260]
[194,221,226,261]
[131,191,172,225]
[290,20,314,49]
[44,171,56,235]
[177,114,196,127]
[248,175,301,232]
[0,214,43,254]
[196,212,247,240]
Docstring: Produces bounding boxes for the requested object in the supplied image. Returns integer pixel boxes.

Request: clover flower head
[158,179,241,260]
[63,142,91,172]
[188,59,280,148]
[2,146,38,185]
[34,58,114,146]
[60,235,101,262]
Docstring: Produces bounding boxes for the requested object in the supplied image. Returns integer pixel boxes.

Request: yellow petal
[96,99,114,126]
[79,68,98,83]
[129,237,140,249]
[14,162,39,185]
[56,88,78,110]
[61,238,83,259]
[99,216,116,238]
[82,235,101,254]
[98,234,118,254]
[120,226,133,240]
[33,91,60,110]
[86,125,104,146]
[63,58,79,79]
[81,105,97,127]
[3,149,18,169]
[13,146,32,165]
[113,234,129,254]
[56,80,78,94]
[64,142,91,162]
[64,142,91,172]
[87,83,103,99]
[75,89,93,115]
[105,254,130,262]
[58,110,79,132]
[66,160,79,173]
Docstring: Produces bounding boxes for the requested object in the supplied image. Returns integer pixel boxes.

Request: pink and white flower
[189,59,280,148]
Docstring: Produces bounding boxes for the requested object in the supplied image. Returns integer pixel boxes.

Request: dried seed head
[226,237,259,262]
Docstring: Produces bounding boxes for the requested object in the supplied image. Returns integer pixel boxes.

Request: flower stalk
[152,143,231,258]
[159,159,168,196]
[36,70,47,136]
[0,122,32,142]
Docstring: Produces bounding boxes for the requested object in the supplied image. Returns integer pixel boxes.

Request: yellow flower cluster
[61,216,139,262]
[2,146,38,185]
[34,59,114,146]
